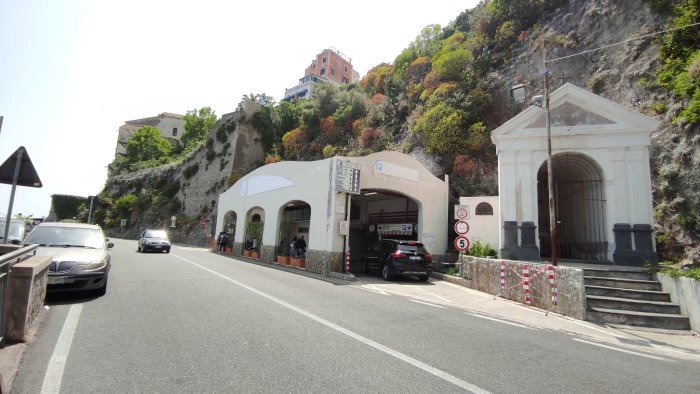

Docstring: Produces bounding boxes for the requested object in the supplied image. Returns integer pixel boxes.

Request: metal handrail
[1,244,38,346]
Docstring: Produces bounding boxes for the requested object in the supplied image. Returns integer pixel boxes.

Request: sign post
[334,158,361,273]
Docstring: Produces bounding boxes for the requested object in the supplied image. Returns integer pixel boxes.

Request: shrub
[467,240,497,258]
[182,163,199,179]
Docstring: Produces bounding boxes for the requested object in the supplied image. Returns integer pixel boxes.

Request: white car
[137,229,171,253]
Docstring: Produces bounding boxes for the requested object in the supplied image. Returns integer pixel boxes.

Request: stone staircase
[583,268,691,330]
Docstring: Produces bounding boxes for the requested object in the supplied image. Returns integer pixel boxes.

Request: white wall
[459,196,500,251]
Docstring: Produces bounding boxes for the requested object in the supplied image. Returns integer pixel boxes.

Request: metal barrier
[0,245,38,346]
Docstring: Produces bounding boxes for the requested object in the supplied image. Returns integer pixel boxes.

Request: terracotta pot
[251,251,261,260]
[243,250,251,257]
[225,247,232,254]
[297,259,305,268]
[277,256,289,265]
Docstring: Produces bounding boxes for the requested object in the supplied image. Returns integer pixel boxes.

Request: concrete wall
[4,255,51,342]
[458,255,586,319]
[657,274,700,333]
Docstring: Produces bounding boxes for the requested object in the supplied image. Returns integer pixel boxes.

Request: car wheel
[418,274,430,282]
[382,264,392,281]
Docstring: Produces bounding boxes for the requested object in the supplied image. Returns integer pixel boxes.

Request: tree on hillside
[125,126,173,166]
[181,107,217,151]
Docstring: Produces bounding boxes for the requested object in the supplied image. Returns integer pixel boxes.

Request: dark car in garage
[23,222,113,296]
[362,239,433,281]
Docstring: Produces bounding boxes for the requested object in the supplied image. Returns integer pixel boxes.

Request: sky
[0,0,480,219]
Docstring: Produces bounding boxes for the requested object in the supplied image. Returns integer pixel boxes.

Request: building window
[342,76,348,83]
[475,202,494,215]
[172,127,178,136]
[320,68,326,76]
[330,68,335,76]
[344,66,348,72]
[323,56,327,64]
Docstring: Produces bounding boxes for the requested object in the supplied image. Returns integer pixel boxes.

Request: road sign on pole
[454,220,470,235]
[454,205,470,220]
[454,236,470,252]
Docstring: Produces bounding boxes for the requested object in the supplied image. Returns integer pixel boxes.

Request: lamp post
[509,42,558,266]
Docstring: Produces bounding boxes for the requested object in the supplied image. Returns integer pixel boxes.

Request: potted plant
[277,219,294,265]
[246,221,264,259]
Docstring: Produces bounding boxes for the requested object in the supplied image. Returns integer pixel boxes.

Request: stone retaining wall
[657,274,700,332]
[5,255,52,342]
[458,255,586,319]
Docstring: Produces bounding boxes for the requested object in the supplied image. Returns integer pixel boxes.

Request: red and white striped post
[523,264,531,305]
[345,251,350,273]
[500,261,506,295]
[548,265,558,308]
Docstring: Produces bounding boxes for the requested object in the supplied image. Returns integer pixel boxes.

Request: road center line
[173,254,491,394]
[41,304,83,394]
[572,338,670,361]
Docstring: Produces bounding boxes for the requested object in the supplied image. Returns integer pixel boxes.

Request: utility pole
[542,41,558,266]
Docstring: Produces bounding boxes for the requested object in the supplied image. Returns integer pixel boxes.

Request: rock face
[104,101,265,246]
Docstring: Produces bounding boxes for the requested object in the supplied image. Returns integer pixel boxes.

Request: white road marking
[411,286,452,303]
[350,283,390,295]
[41,304,83,394]
[470,313,535,330]
[173,254,491,394]
[410,299,446,309]
[572,338,670,361]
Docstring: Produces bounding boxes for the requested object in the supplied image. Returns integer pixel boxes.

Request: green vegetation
[655,0,700,125]
[645,262,700,280]
[466,240,497,258]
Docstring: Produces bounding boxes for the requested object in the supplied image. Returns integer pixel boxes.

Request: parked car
[362,239,433,281]
[137,229,171,253]
[23,222,113,296]
[0,218,27,244]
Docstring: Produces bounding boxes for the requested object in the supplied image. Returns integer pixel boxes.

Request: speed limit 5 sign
[454,236,470,252]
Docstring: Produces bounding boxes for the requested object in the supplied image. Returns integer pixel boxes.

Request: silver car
[23,222,113,296]
[137,229,171,253]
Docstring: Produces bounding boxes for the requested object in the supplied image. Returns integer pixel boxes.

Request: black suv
[362,239,433,281]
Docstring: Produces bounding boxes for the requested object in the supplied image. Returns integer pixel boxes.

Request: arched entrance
[244,208,264,252]
[538,152,607,262]
[278,200,311,258]
[223,211,237,252]
[350,189,420,273]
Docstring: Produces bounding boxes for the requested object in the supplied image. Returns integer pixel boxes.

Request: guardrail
[0,245,38,346]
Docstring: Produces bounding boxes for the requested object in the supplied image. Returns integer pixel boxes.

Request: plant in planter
[277,219,294,264]
[245,221,264,259]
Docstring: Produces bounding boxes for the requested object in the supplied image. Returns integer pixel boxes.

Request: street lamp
[508,43,558,266]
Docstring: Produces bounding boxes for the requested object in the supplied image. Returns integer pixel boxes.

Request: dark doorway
[538,152,608,262]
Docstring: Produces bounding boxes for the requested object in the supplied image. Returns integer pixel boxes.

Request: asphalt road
[10,239,700,393]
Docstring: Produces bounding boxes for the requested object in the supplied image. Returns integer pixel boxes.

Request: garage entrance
[348,189,420,273]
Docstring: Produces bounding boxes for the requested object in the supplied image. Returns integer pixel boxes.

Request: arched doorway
[537,152,607,262]
[244,208,264,252]
[278,200,311,258]
[223,211,237,252]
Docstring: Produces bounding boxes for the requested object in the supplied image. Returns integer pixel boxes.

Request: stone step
[584,276,662,291]
[585,285,671,302]
[586,295,681,314]
[586,307,691,330]
[582,268,652,281]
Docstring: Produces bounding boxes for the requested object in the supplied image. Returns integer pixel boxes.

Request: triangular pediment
[491,83,660,143]
[525,101,615,128]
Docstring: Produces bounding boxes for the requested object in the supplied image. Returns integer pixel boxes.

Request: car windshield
[397,243,428,254]
[144,230,168,238]
[24,226,105,249]
[0,221,25,240]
